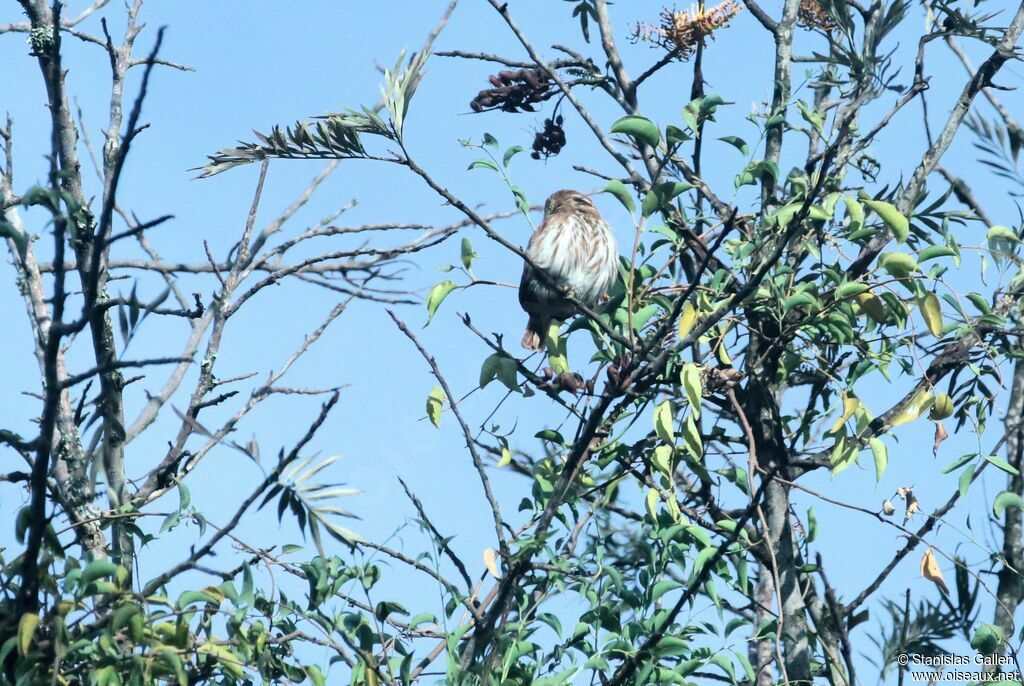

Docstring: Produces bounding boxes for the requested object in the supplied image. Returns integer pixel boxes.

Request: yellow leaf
[197,643,244,679]
[18,612,39,656]
[920,548,949,594]
[483,547,501,579]
[919,292,943,337]
[677,302,697,340]
[854,292,888,323]
[715,338,732,366]
[426,386,444,428]
[645,488,660,522]
[497,446,512,468]
[680,363,703,418]
[681,414,703,461]
[829,394,861,433]
[651,445,674,480]
[665,495,682,523]
[654,401,675,443]
[545,323,569,374]
[890,390,933,427]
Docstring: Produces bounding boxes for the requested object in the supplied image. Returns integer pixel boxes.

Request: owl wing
[519,216,574,318]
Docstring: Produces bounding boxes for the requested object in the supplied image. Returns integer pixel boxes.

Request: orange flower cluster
[797,0,838,31]
[632,2,742,58]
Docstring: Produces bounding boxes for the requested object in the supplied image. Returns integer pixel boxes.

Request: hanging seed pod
[469,68,555,113]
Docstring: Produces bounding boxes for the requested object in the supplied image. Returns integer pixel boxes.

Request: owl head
[544,189,596,216]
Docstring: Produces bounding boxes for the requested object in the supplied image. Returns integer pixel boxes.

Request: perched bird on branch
[519,190,619,350]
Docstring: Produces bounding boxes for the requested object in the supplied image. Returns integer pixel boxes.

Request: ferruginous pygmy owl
[518,190,619,350]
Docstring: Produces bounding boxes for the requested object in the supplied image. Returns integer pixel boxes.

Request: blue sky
[2,0,1023,679]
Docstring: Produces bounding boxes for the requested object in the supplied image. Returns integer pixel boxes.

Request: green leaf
[783,292,816,313]
[681,414,703,460]
[610,115,661,147]
[734,651,756,684]
[654,401,675,443]
[80,560,121,589]
[718,136,749,156]
[425,280,457,324]
[965,293,991,314]
[426,386,444,428]
[306,666,327,686]
[861,198,909,243]
[535,429,565,443]
[987,225,1019,242]
[993,491,1024,518]
[959,466,974,498]
[985,455,1020,476]
[796,99,825,134]
[666,124,690,144]
[878,252,918,278]
[842,198,864,233]
[870,438,888,482]
[602,180,636,214]
[710,654,735,681]
[836,282,869,299]
[650,580,682,602]
[683,93,727,134]
[409,612,438,629]
[467,158,500,173]
[641,181,694,217]
[479,353,518,392]
[460,237,477,270]
[941,453,976,474]
[680,363,702,419]
[736,160,780,188]
[158,650,188,686]
[176,589,222,610]
[691,546,715,578]
[808,205,832,221]
[919,245,956,262]
[502,145,523,167]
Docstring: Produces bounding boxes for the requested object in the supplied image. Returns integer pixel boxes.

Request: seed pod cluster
[531,115,566,160]
[470,68,554,113]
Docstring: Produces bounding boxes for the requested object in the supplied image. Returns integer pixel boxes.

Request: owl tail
[522,314,549,351]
